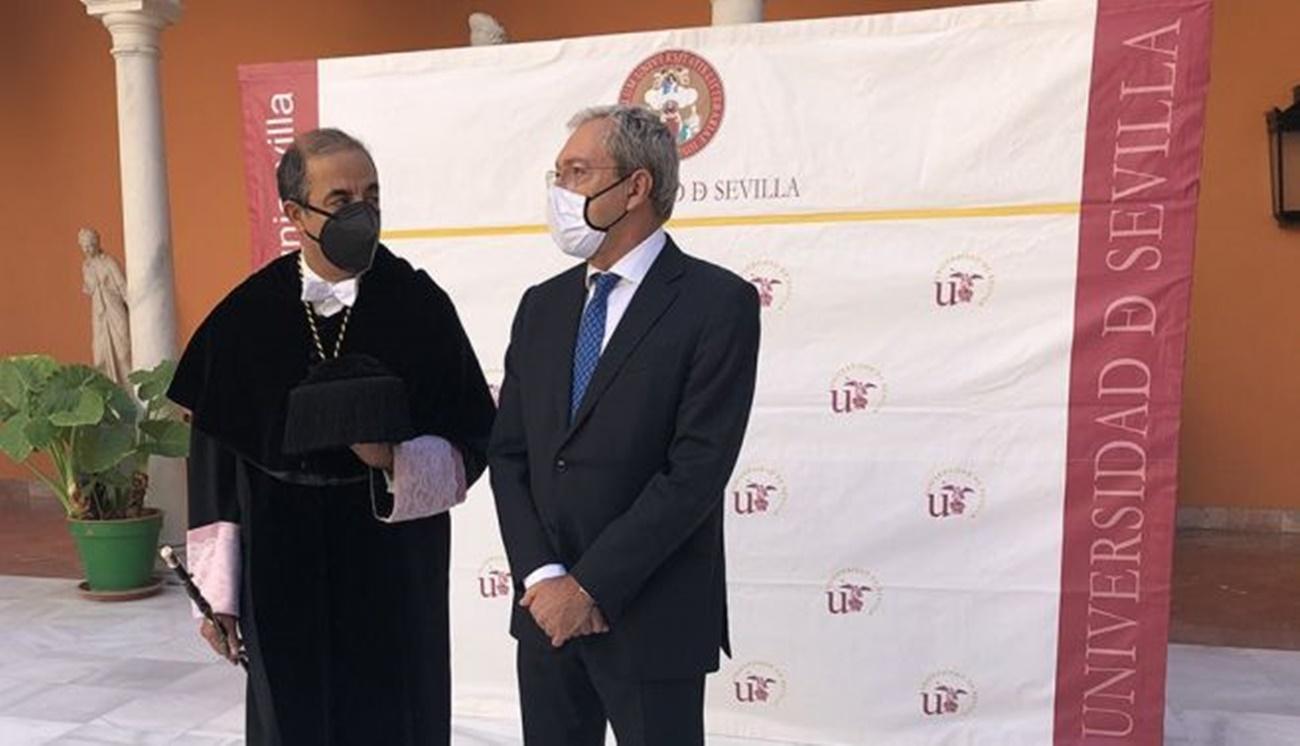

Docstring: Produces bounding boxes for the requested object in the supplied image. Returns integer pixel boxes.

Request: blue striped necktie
[570,272,621,421]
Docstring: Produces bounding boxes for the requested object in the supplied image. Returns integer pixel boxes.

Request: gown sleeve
[185,427,242,618]
[372,435,467,523]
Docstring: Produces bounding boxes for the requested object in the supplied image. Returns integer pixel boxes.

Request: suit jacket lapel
[563,239,685,442]
[543,265,588,439]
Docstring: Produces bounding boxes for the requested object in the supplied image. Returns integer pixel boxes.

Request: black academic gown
[169,247,495,746]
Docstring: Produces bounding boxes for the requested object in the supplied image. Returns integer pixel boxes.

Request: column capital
[711,0,764,26]
[84,0,182,56]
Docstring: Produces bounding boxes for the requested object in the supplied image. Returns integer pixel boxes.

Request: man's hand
[351,442,395,470]
[577,607,610,638]
[520,575,607,647]
[199,613,244,665]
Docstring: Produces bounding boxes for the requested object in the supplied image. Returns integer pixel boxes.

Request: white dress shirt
[583,228,667,352]
[299,254,358,318]
[522,228,668,590]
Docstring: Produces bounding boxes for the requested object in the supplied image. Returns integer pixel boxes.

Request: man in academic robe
[168,127,495,746]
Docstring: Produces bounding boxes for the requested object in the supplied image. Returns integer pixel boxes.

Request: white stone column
[84,0,186,546]
[711,0,764,25]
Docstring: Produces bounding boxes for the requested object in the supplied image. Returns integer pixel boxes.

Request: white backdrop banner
[237,1,1213,742]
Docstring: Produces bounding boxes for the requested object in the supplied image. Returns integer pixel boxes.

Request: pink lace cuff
[378,436,467,523]
[185,521,240,618]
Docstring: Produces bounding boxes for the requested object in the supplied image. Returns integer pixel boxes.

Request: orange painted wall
[1178,0,1300,510]
[1,0,1295,510]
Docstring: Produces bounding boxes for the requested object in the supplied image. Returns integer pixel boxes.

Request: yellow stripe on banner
[383,224,550,240]
[380,202,1081,241]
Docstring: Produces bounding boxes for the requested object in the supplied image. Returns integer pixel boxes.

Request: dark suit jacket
[489,235,760,681]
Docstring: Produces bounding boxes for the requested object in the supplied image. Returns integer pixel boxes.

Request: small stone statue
[468,12,508,46]
[78,228,132,387]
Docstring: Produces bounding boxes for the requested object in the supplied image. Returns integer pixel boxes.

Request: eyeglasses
[546,164,621,189]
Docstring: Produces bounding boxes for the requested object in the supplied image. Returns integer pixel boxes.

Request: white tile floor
[0,576,1296,745]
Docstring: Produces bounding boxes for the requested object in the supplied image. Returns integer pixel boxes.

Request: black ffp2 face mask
[297,200,381,274]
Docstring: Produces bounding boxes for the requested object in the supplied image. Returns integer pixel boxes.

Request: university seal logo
[732,662,787,707]
[729,466,787,517]
[620,50,725,158]
[920,671,978,718]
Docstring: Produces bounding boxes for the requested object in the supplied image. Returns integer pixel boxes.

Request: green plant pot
[67,509,163,592]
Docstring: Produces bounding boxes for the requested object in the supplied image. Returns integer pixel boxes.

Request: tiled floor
[0,575,1295,745]
[1164,645,1300,746]
[0,577,772,745]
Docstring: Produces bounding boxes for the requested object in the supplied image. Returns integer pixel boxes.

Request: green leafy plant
[0,355,189,520]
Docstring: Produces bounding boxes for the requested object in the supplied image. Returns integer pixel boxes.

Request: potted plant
[0,355,189,598]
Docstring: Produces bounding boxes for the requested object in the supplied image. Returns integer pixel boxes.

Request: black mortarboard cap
[281,354,415,455]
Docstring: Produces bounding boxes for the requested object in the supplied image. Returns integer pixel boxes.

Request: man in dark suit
[489,104,761,745]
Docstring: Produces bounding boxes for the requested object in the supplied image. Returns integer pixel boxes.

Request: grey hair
[276,128,374,204]
[568,105,679,220]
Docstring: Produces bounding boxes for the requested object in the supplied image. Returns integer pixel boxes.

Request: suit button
[555,458,567,472]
